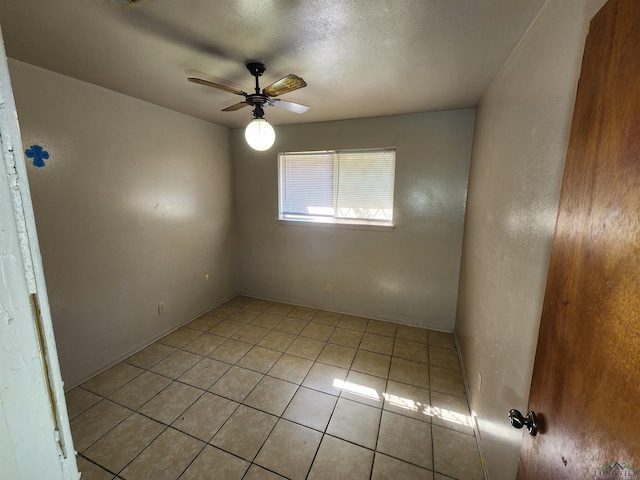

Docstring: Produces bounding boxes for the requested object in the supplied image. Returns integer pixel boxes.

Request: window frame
[277,148,396,230]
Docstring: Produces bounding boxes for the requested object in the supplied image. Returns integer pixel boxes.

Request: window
[278,148,396,227]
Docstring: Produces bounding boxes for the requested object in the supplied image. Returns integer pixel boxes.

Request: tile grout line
[369,325,397,480]
[428,335,437,479]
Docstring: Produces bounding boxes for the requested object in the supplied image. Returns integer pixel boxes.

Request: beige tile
[329,327,363,348]
[429,391,474,435]
[396,325,429,344]
[432,425,483,480]
[302,363,348,396]
[372,453,434,480]
[76,456,114,480]
[429,346,460,370]
[185,314,221,332]
[351,350,391,378]
[178,357,231,390]
[340,370,386,408]
[204,314,232,324]
[428,331,456,349]
[274,316,308,335]
[366,320,397,338]
[327,397,381,449]
[258,330,297,352]
[207,319,244,337]
[377,411,432,469]
[150,350,202,379]
[207,338,252,364]
[172,392,239,441]
[82,363,144,397]
[207,303,239,317]
[254,419,322,480]
[228,308,261,324]
[251,312,284,329]
[120,427,204,480]
[65,387,101,420]
[434,474,457,480]
[383,380,431,422]
[108,371,172,410]
[182,333,226,356]
[317,343,357,369]
[286,336,325,361]
[288,305,318,320]
[300,322,335,342]
[126,343,176,369]
[233,324,270,344]
[429,366,466,397]
[209,366,264,402]
[389,357,429,389]
[244,464,287,480]
[138,382,202,424]
[158,327,202,348]
[237,346,282,373]
[224,295,251,308]
[267,354,314,384]
[243,376,298,416]
[308,434,374,480]
[360,333,394,355]
[312,310,343,326]
[180,445,249,480]
[211,405,278,461]
[266,302,296,316]
[245,298,274,311]
[84,413,164,473]
[394,339,429,364]
[70,399,132,452]
[338,315,369,332]
[282,386,337,431]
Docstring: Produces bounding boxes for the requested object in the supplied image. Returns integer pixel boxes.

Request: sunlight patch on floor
[332,379,381,400]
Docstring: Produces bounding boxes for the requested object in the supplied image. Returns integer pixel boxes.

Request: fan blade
[222,102,250,112]
[263,74,307,97]
[188,77,246,96]
[268,99,310,114]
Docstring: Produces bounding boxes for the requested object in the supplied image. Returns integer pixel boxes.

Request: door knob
[508,409,537,436]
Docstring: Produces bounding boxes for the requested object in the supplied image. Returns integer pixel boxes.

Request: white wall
[9,59,237,388]
[232,110,474,331]
[455,0,606,478]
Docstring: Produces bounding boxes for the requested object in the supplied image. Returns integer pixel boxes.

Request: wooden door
[517,1,640,478]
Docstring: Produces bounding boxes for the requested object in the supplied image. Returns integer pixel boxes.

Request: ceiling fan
[188,63,309,151]
[188,62,309,116]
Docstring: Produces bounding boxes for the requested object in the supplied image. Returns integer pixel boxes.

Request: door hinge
[30,293,69,458]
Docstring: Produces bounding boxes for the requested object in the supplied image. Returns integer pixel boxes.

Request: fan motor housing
[247,62,267,77]
[246,94,269,107]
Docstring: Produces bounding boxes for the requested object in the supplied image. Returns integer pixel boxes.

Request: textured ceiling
[0,0,546,128]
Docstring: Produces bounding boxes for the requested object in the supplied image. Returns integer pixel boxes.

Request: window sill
[277,218,395,232]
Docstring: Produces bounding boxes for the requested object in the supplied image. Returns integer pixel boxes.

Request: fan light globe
[245,118,275,151]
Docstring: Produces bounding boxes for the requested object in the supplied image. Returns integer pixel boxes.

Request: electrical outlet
[326,283,332,292]
[477,372,482,392]
[158,302,165,315]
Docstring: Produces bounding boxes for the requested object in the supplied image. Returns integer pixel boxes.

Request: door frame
[0,23,79,480]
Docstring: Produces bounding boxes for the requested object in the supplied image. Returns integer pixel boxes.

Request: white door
[0,23,80,480]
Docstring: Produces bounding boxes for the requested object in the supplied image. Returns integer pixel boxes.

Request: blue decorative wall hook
[25,144,49,168]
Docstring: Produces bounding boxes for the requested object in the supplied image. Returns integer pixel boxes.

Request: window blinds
[279,148,395,225]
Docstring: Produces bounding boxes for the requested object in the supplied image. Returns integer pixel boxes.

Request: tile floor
[66,296,485,480]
